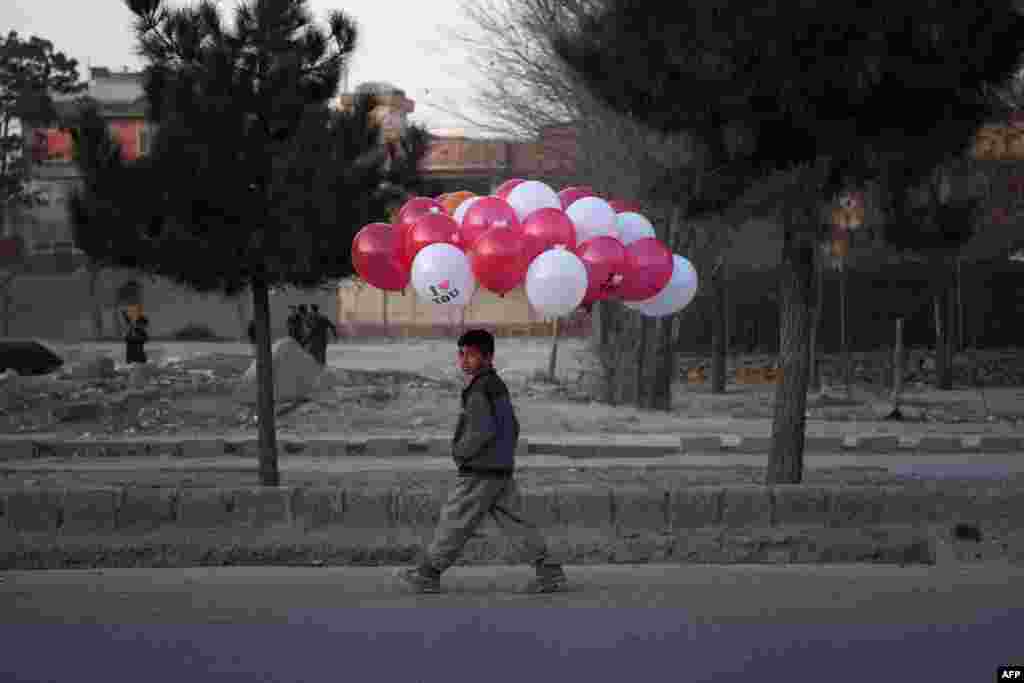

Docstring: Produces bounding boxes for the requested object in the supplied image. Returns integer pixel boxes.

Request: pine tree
[552,0,1024,483]
[69,0,428,485]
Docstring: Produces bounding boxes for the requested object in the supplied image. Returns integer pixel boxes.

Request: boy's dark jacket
[452,367,519,476]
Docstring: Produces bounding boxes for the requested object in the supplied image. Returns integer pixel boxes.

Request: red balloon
[402,212,460,270]
[573,236,629,303]
[398,197,446,228]
[558,187,595,211]
[461,196,520,251]
[469,227,529,295]
[352,223,409,291]
[608,199,642,214]
[519,207,577,263]
[617,237,674,302]
[495,178,526,200]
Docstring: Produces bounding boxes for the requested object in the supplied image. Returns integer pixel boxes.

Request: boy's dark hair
[458,328,495,357]
[311,304,320,313]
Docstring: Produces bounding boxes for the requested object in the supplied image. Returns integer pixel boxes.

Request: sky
[5,0,498,136]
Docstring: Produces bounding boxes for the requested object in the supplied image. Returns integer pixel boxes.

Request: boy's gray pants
[423,473,556,573]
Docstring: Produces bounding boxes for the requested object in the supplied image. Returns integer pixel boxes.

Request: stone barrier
[5,484,1020,536]
[1,433,1022,463]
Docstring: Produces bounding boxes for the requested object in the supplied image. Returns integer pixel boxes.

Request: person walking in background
[123,311,149,364]
[394,329,569,594]
[286,305,302,344]
[307,304,337,365]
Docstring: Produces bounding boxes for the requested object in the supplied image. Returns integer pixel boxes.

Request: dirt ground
[0,338,1018,440]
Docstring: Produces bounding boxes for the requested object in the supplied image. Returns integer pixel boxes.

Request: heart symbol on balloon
[438,280,450,290]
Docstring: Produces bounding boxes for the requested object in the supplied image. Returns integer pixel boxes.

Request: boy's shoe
[394,566,442,594]
[522,565,569,594]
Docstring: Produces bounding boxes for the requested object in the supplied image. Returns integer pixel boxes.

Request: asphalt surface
[1,564,1021,682]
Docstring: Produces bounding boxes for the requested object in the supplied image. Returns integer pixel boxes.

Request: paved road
[1,564,1020,682]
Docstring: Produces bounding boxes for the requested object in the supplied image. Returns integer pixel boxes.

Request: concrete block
[279,440,307,455]
[961,435,982,451]
[679,437,723,455]
[292,487,345,529]
[916,436,963,454]
[803,437,843,453]
[721,486,773,527]
[555,486,611,527]
[117,487,178,531]
[228,487,293,528]
[735,437,772,454]
[516,438,529,460]
[179,439,226,458]
[176,488,233,528]
[979,436,1021,453]
[302,440,347,458]
[668,486,722,528]
[0,439,33,462]
[840,435,860,451]
[223,439,257,457]
[420,438,450,459]
[515,486,558,528]
[613,488,668,530]
[771,485,830,526]
[557,443,598,458]
[392,490,441,526]
[4,488,63,532]
[967,488,1024,527]
[827,486,887,527]
[876,486,955,524]
[61,487,120,534]
[365,437,409,457]
[719,434,742,451]
[859,435,900,453]
[342,489,393,527]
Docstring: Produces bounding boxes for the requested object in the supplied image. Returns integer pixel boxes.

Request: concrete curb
[2,483,1020,536]
[1,433,1021,462]
[0,524,936,570]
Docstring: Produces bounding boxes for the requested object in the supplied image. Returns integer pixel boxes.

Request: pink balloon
[617,237,674,301]
[495,178,526,200]
[402,212,460,271]
[558,186,595,211]
[352,223,410,292]
[573,236,629,303]
[461,196,520,251]
[519,207,577,263]
[398,197,446,225]
[608,199,642,214]
[469,227,529,295]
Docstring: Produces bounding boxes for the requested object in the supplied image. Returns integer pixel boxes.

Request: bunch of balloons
[351,179,699,319]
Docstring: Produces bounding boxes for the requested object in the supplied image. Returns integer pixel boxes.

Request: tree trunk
[767,228,815,485]
[634,312,649,408]
[839,258,852,397]
[652,316,675,411]
[547,317,560,381]
[88,266,105,339]
[808,245,825,393]
[251,277,280,487]
[710,261,727,394]
[933,269,954,391]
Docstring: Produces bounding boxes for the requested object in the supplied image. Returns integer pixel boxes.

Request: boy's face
[457,345,491,376]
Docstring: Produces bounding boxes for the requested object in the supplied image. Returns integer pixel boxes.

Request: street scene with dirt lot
[7,1,1024,680]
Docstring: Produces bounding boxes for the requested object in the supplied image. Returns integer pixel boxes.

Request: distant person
[394,328,569,594]
[247,320,257,346]
[286,306,302,344]
[306,304,337,365]
[123,311,149,364]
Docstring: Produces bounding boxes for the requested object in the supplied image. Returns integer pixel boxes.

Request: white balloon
[566,196,618,243]
[410,243,477,306]
[624,254,698,317]
[505,180,561,222]
[453,195,484,226]
[616,212,657,245]
[525,248,588,318]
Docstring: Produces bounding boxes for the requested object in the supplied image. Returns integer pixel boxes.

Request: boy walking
[395,329,569,594]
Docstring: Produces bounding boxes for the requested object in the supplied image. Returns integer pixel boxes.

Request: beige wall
[338,282,543,328]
